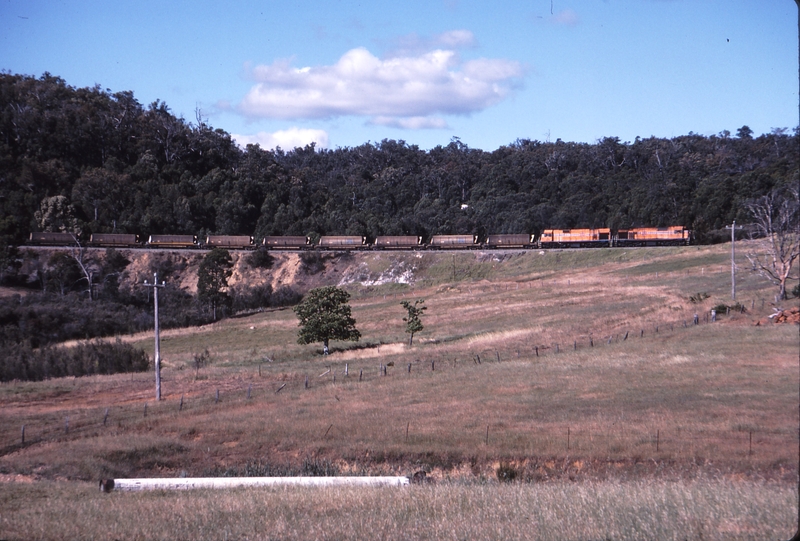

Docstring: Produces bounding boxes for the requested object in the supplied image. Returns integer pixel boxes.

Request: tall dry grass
[1,479,794,541]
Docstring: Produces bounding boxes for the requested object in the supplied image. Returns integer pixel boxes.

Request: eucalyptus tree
[294,286,360,355]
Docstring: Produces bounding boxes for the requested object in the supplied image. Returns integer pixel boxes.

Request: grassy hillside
[0,241,797,540]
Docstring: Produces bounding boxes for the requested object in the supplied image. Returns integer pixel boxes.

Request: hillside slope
[0,241,797,485]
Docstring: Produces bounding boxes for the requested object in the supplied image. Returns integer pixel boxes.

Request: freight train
[27,227,691,251]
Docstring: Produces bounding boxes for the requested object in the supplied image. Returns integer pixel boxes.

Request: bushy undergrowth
[712,302,747,315]
[0,338,149,382]
[229,284,301,313]
[207,458,339,478]
[0,288,211,350]
[244,248,275,269]
[299,251,326,274]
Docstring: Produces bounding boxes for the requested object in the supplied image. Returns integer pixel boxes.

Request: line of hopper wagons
[28,226,691,251]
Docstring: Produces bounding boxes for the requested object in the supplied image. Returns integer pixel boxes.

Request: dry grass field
[1,240,798,539]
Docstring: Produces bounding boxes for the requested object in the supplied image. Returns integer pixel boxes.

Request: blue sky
[2,0,797,151]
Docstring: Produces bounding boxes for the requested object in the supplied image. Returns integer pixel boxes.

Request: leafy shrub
[300,251,326,274]
[191,348,211,376]
[231,284,274,312]
[496,463,518,483]
[0,338,149,382]
[208,458,339,478]
[230,284,302,313]
[689,292,710,303]
[712,302,746,315]
[244,248,274,269]
[271,285,302,307]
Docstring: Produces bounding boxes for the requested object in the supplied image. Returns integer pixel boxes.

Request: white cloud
[370,116,449,129]
[231,128,329,151]
[436,29,476,48]
[390,29,477,55]
[238,43,523,128]
[552,9,579,26]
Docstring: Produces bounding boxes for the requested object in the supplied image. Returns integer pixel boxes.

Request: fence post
[103,408,109,425]
[21,425,25,444]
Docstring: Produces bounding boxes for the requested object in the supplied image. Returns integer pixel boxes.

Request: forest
[1,72,797,253]
[0,72,797,379]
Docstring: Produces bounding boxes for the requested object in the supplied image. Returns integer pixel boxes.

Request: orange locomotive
[539,228,612,248]
[615,227,691,246]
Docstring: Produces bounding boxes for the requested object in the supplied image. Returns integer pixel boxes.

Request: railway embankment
[4,241,774,302]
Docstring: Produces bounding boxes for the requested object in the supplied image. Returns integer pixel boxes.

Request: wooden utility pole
[725,221,743,300]
[143,273,166,400]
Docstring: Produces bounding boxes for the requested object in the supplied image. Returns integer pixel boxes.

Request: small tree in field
[294,286,360,355]
[746,188,800,301]
[197,248,233,320]
[401,299,426,346]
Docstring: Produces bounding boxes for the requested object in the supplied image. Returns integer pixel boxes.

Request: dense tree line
[1,72,796,257]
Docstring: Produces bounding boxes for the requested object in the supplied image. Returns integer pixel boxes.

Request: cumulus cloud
[552,9,579,26]
[389,29,477,56]
[232,128,329,151]
[237,41,523,129]
[369,116,449,129]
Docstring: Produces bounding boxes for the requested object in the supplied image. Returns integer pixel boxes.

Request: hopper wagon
[373,236,423,250]
[484,234,535,248]
[89,233,140,247]
[263,236,311,250]
[29,232,78,246]
[205,235,255,249]
[429,235,479,249]
[318,236,367,249]
[147,235,198,248]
